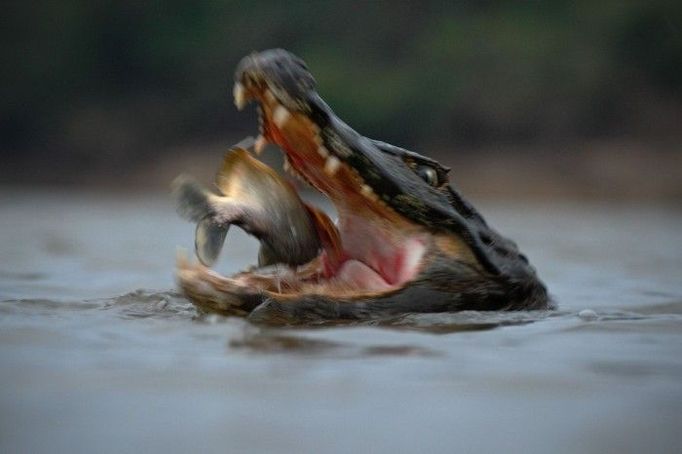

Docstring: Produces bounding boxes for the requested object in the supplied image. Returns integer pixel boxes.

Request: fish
[172,141,339,268]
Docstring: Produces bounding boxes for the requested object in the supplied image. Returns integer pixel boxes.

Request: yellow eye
[417,165,439,186]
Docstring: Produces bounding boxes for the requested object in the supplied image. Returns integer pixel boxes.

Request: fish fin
[215,147,284,196]
[195,217,229,267]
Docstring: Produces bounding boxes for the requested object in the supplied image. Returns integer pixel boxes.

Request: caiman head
[177,49,550,324]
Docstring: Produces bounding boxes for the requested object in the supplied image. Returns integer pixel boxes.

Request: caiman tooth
[264,89,277,104]
[283,158,291,172]
[324,155,341,176]
[233,83,248,110]
[312,128,323,145]
[254,135,268,155]
[317,145,329,158]
[295,170,308,184]
[360,184,374,199]
[273,105,291,128]
[232,136,256,151]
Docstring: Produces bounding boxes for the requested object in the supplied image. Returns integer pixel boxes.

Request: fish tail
[172,175,216,222]
[172,175,228,266]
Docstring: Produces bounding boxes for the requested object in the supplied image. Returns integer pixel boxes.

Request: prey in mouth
[176,49,550,324]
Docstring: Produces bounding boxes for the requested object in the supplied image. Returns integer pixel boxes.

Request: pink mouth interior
[317,227,427,293]
[258,98,428,295]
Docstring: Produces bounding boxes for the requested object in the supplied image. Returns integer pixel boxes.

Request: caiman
[176,49,551,324]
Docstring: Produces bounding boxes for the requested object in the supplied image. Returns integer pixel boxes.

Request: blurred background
[2,4,682,452]
[1,0,680,199]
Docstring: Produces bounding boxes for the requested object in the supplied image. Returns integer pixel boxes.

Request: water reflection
[372,310,556,334]
[229,328,442,358]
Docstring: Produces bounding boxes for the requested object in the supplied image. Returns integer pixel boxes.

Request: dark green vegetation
[1,1,680,183]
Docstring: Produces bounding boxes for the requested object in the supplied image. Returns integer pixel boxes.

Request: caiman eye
[417,165,439,186]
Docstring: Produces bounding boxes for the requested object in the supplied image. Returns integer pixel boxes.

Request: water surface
[1,190,681,453]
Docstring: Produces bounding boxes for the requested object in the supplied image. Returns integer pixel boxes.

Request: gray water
[1,189,681,453]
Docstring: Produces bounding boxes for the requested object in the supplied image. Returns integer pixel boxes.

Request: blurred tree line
[1,0,680,182]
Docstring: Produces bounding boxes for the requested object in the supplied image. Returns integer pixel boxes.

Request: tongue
[335,260,393,291]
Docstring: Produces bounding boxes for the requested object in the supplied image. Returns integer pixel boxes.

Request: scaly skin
[176,49,551,325]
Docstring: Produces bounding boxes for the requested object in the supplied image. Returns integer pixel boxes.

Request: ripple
[631,299,682,315]
[0,271,46,281]
[100,289,195,320]
[369,310,559,334]
[0,298,100,315]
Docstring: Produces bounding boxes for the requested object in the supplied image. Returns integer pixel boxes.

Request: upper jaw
[233,52,466,232]
[230,51,435,291]
[230,51,458,249]
[232,52,388,213]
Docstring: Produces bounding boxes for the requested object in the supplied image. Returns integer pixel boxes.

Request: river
[1,189,681,453]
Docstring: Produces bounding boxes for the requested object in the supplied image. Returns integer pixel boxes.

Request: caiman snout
[233,49,316,112]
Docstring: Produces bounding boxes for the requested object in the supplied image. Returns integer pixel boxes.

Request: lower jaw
[175,254,403,308]
[176,222,430,300]
[232,256,400,297]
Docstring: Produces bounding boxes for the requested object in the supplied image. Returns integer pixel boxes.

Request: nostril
[479,232,493,246]
[494,246,510,257]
